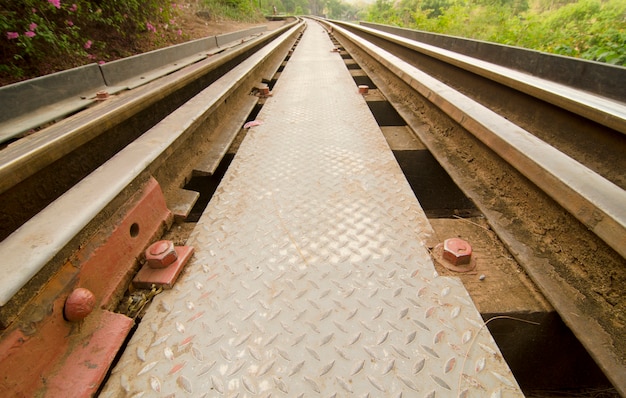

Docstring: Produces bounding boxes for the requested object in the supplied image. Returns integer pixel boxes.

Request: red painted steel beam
[0,177,172,397]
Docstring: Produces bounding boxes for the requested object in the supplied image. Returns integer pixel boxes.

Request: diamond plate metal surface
[101,23,523,397]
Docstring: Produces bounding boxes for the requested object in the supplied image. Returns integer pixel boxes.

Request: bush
[549,0,626,64]
[198,0,264,21]
[364,0,626,66]
[0,0,184,82]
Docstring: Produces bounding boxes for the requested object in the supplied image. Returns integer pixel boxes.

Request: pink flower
[29,23,38,31]
[177,29,182,36]
[66,20,74,26]
[87,54,96,59]
[24,31,36,38]
[69,3,77,12]
[146,22,156,33]
[84,40,92,49]
[7,32,19,39]
[32,8,37,13]
[48,0,61,9]
[98,60,105,65]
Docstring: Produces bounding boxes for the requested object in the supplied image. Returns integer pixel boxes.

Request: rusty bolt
[64,288,96,322]
[358,85,369,95]
[254,83,270,97]
[257,83,270,96]
[95,91,109,100]
[442,238,472,266]
[146,240,178,269]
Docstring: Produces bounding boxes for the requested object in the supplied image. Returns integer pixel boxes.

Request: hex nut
[64,288,96,322]
[442,238,472,266]
[255,83,270,96]
[146,240,178,269]
[95,91,109,100]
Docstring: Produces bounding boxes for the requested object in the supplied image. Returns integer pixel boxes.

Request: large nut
[95,90,109,100]
[443,238,472,266]
[146,240,178,269]
[256,83,270,96]
[64,288,96,322]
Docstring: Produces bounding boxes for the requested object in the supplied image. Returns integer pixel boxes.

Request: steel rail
[324,21,626,395]
[0,21,304,315]
[0,28,268,144]
[360,22,626,102]
[330,21,626,264]
[0,24,293,197]
[351,23,626,136]
[332,21,626,197]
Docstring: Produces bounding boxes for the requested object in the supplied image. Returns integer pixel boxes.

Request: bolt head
[146,240,178,269]
[442,238,472,266]
[255,83,269,93]
[64,288,96,322]
[95,91,109,100]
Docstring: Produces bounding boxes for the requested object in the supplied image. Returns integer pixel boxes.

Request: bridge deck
[101,22,523,397]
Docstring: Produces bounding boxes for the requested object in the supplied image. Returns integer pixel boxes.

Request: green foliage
[286,0,312,15]
[325,0,347,19]
[0,0,184,81]
[367,0,401,24]
[199,0,264,21]
[265,0,359,20]
[419,0,453,18]
[535,0,626,64]
[365,0,626,66]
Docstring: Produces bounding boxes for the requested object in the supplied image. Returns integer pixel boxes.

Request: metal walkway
[101,22,523,397]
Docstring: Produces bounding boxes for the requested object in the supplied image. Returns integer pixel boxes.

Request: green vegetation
[249,0,360,20]
[365,0,626,66]
[1,0,185,81]
[2,0,622,84]
[198,0,264,21]
[0,0,363,84]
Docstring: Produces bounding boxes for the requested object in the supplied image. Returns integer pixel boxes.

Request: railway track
[324,19,626,395]
[0,17,624,396]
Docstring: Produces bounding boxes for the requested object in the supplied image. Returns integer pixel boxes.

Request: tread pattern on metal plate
[101,23,523,397]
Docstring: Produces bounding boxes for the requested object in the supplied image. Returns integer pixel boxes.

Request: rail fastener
[146,240,179,269]
[63,287,97,322]
[431,238,478,273]
[95,90,110,101]
[134,241,194,290]
[443,237,472,265]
